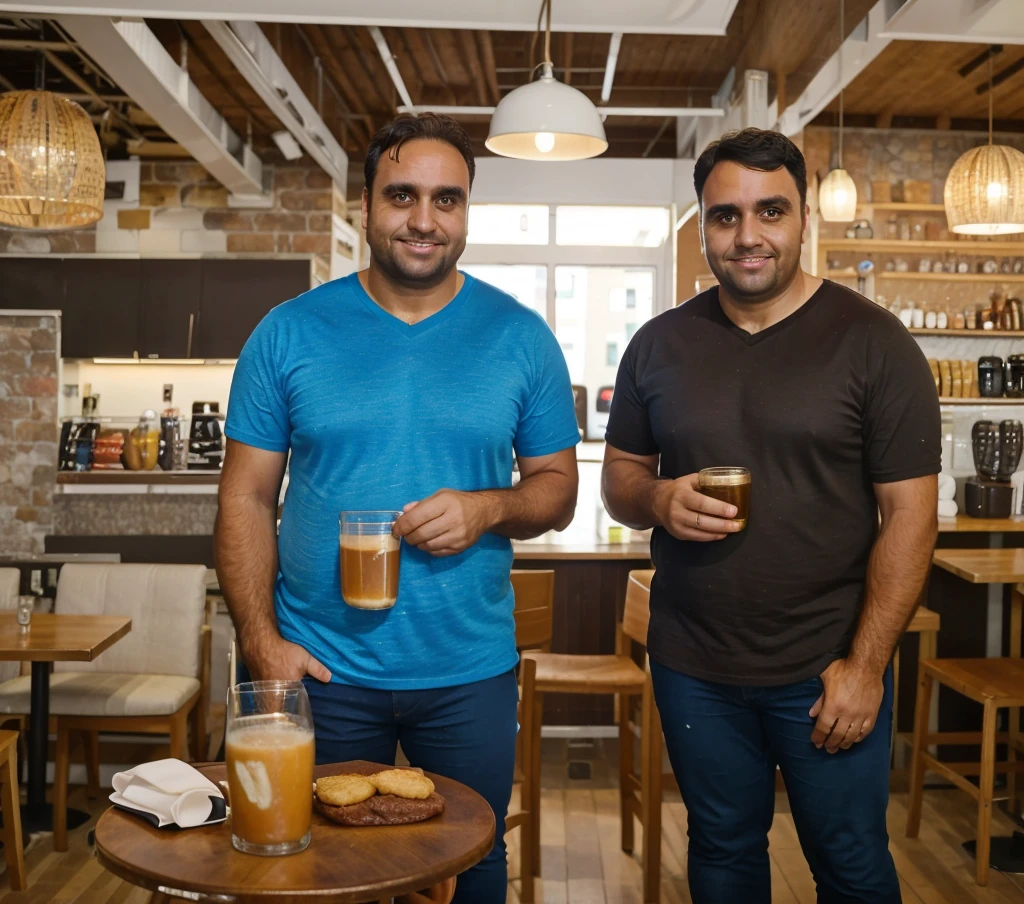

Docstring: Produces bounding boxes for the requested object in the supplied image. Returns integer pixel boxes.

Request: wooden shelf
[857,202,946,212]
[938,397,1024,405]
[819,239,1024,253]
[828,269,1024,283]
[911,329,1024,337]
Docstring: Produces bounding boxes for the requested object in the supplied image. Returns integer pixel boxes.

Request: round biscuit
[370,768,435,800]
[315,774,377,807]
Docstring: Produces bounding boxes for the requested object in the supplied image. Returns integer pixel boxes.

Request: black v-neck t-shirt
[606,280,941,686]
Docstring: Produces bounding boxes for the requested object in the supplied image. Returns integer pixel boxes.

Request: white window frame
[460,204,675,332]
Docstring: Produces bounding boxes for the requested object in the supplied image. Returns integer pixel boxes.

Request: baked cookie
[370,768,435,800]
[315,774,377,807]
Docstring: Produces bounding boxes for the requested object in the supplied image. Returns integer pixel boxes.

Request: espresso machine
[188,401,225,470]
[965,419,1024,518]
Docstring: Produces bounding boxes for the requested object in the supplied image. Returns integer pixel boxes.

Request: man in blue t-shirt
[216,113,580,902]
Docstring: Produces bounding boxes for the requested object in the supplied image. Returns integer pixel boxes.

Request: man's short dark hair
[364,113,476,196]
[693,128,807,209]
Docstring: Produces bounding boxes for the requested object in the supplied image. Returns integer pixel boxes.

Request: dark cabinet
[0,257,65,309]
[138,260,201,359]
[0,256,311,359]
[61,260,141,359]
[196,259,310,359]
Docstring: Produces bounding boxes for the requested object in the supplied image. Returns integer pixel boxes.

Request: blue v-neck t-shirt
[225,272,580,690]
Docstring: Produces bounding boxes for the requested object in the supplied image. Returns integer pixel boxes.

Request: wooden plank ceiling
[822,40,1024,131]
[7,0,1021,182]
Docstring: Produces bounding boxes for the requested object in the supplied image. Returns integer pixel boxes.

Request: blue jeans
[650,660,900,904]
[304,670,518,904]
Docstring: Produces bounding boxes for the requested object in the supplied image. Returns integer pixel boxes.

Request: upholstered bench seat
[0,673,200,718]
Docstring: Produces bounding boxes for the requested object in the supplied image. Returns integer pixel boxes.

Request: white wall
[61,360,236,422]
[473,157,696,210]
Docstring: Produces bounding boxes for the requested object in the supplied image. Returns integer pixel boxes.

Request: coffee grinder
[965,419,1024,518]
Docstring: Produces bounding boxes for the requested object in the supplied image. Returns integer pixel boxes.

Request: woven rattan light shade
[943,144,1024,235]
[0,90,105,230]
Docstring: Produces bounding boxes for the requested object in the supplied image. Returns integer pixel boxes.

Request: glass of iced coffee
[225,680,315,856]
[339,511,402,609]
[697,467,751,530]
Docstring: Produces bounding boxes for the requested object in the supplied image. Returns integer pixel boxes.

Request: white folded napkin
[110,758,227,828]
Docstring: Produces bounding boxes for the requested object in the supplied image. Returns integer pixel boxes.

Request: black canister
[1006,355,1024,398]
[979,356,1005,397]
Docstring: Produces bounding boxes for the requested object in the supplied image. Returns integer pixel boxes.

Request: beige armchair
[0,563,211,851]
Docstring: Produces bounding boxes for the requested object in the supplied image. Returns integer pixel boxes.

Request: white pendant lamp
[818,0,857,222]
[485,0,607,161]
[943,54,1024,235]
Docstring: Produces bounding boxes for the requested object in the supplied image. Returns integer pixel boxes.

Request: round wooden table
[93,760,496,904]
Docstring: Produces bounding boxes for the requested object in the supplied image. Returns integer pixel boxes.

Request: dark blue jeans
[651,660,900,904]
[304,670,518,904]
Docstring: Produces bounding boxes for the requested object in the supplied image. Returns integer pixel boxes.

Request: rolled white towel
[938,499,958,518]
[938,473,957,501]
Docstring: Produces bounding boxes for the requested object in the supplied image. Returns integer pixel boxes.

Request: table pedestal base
[963,832,1024,873]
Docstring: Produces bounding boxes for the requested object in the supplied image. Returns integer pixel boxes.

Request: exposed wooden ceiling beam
[40,48,142,140]
[457,31,489,107]
[0,38,71,51]
[361,26,406,110]
[419,29,457,106]
[477,31,500,106]
[296,23,372,145]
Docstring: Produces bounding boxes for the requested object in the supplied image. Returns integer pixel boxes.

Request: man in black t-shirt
[603,129,939,904]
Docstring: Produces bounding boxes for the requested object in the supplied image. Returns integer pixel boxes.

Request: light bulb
[987,181,1006,202]
[534,132,555,154]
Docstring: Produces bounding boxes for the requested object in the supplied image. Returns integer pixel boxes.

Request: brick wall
[0,159,335,281]
[0,314,59,556]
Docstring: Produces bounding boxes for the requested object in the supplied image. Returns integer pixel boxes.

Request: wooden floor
[0,737,1021,903]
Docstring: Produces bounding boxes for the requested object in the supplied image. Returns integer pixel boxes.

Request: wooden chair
[521,568,662,903]
[0,730,26,891]
[906,584,1024,885]
[506,568,553,904]
[396,569,553,904]
[0,564,211,852]
[891,606,941,764]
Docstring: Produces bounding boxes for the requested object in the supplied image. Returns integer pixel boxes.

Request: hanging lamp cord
[529,0,553,77]
[837,0,844,168]
[988,53,994,145]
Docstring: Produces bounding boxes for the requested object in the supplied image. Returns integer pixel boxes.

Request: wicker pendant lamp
[0,90,105,230]
[943,56,1024,235]
[818,0,857,222]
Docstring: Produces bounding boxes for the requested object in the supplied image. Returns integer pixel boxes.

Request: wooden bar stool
[0,730,26,891]
[506,568,553,904]
[521,568,662,903]
[891,606,940,764]
[906,585,1024,885]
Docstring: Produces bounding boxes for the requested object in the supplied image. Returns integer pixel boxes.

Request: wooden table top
[513,540,652,560]
[94,760,496,904]
[932,548,1024,584]
[0,613,131,662]
[938,515,1024,533]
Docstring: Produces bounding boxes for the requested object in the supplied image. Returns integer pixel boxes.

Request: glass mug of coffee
[697,467,751,530]
[339,511,402,609]
[225,680,315,856]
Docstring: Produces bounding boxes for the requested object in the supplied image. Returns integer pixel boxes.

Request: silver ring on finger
[695,512,701,529]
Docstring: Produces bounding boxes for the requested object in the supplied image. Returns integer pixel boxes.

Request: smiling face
[361,138,470,290]
[699,160,809,304]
